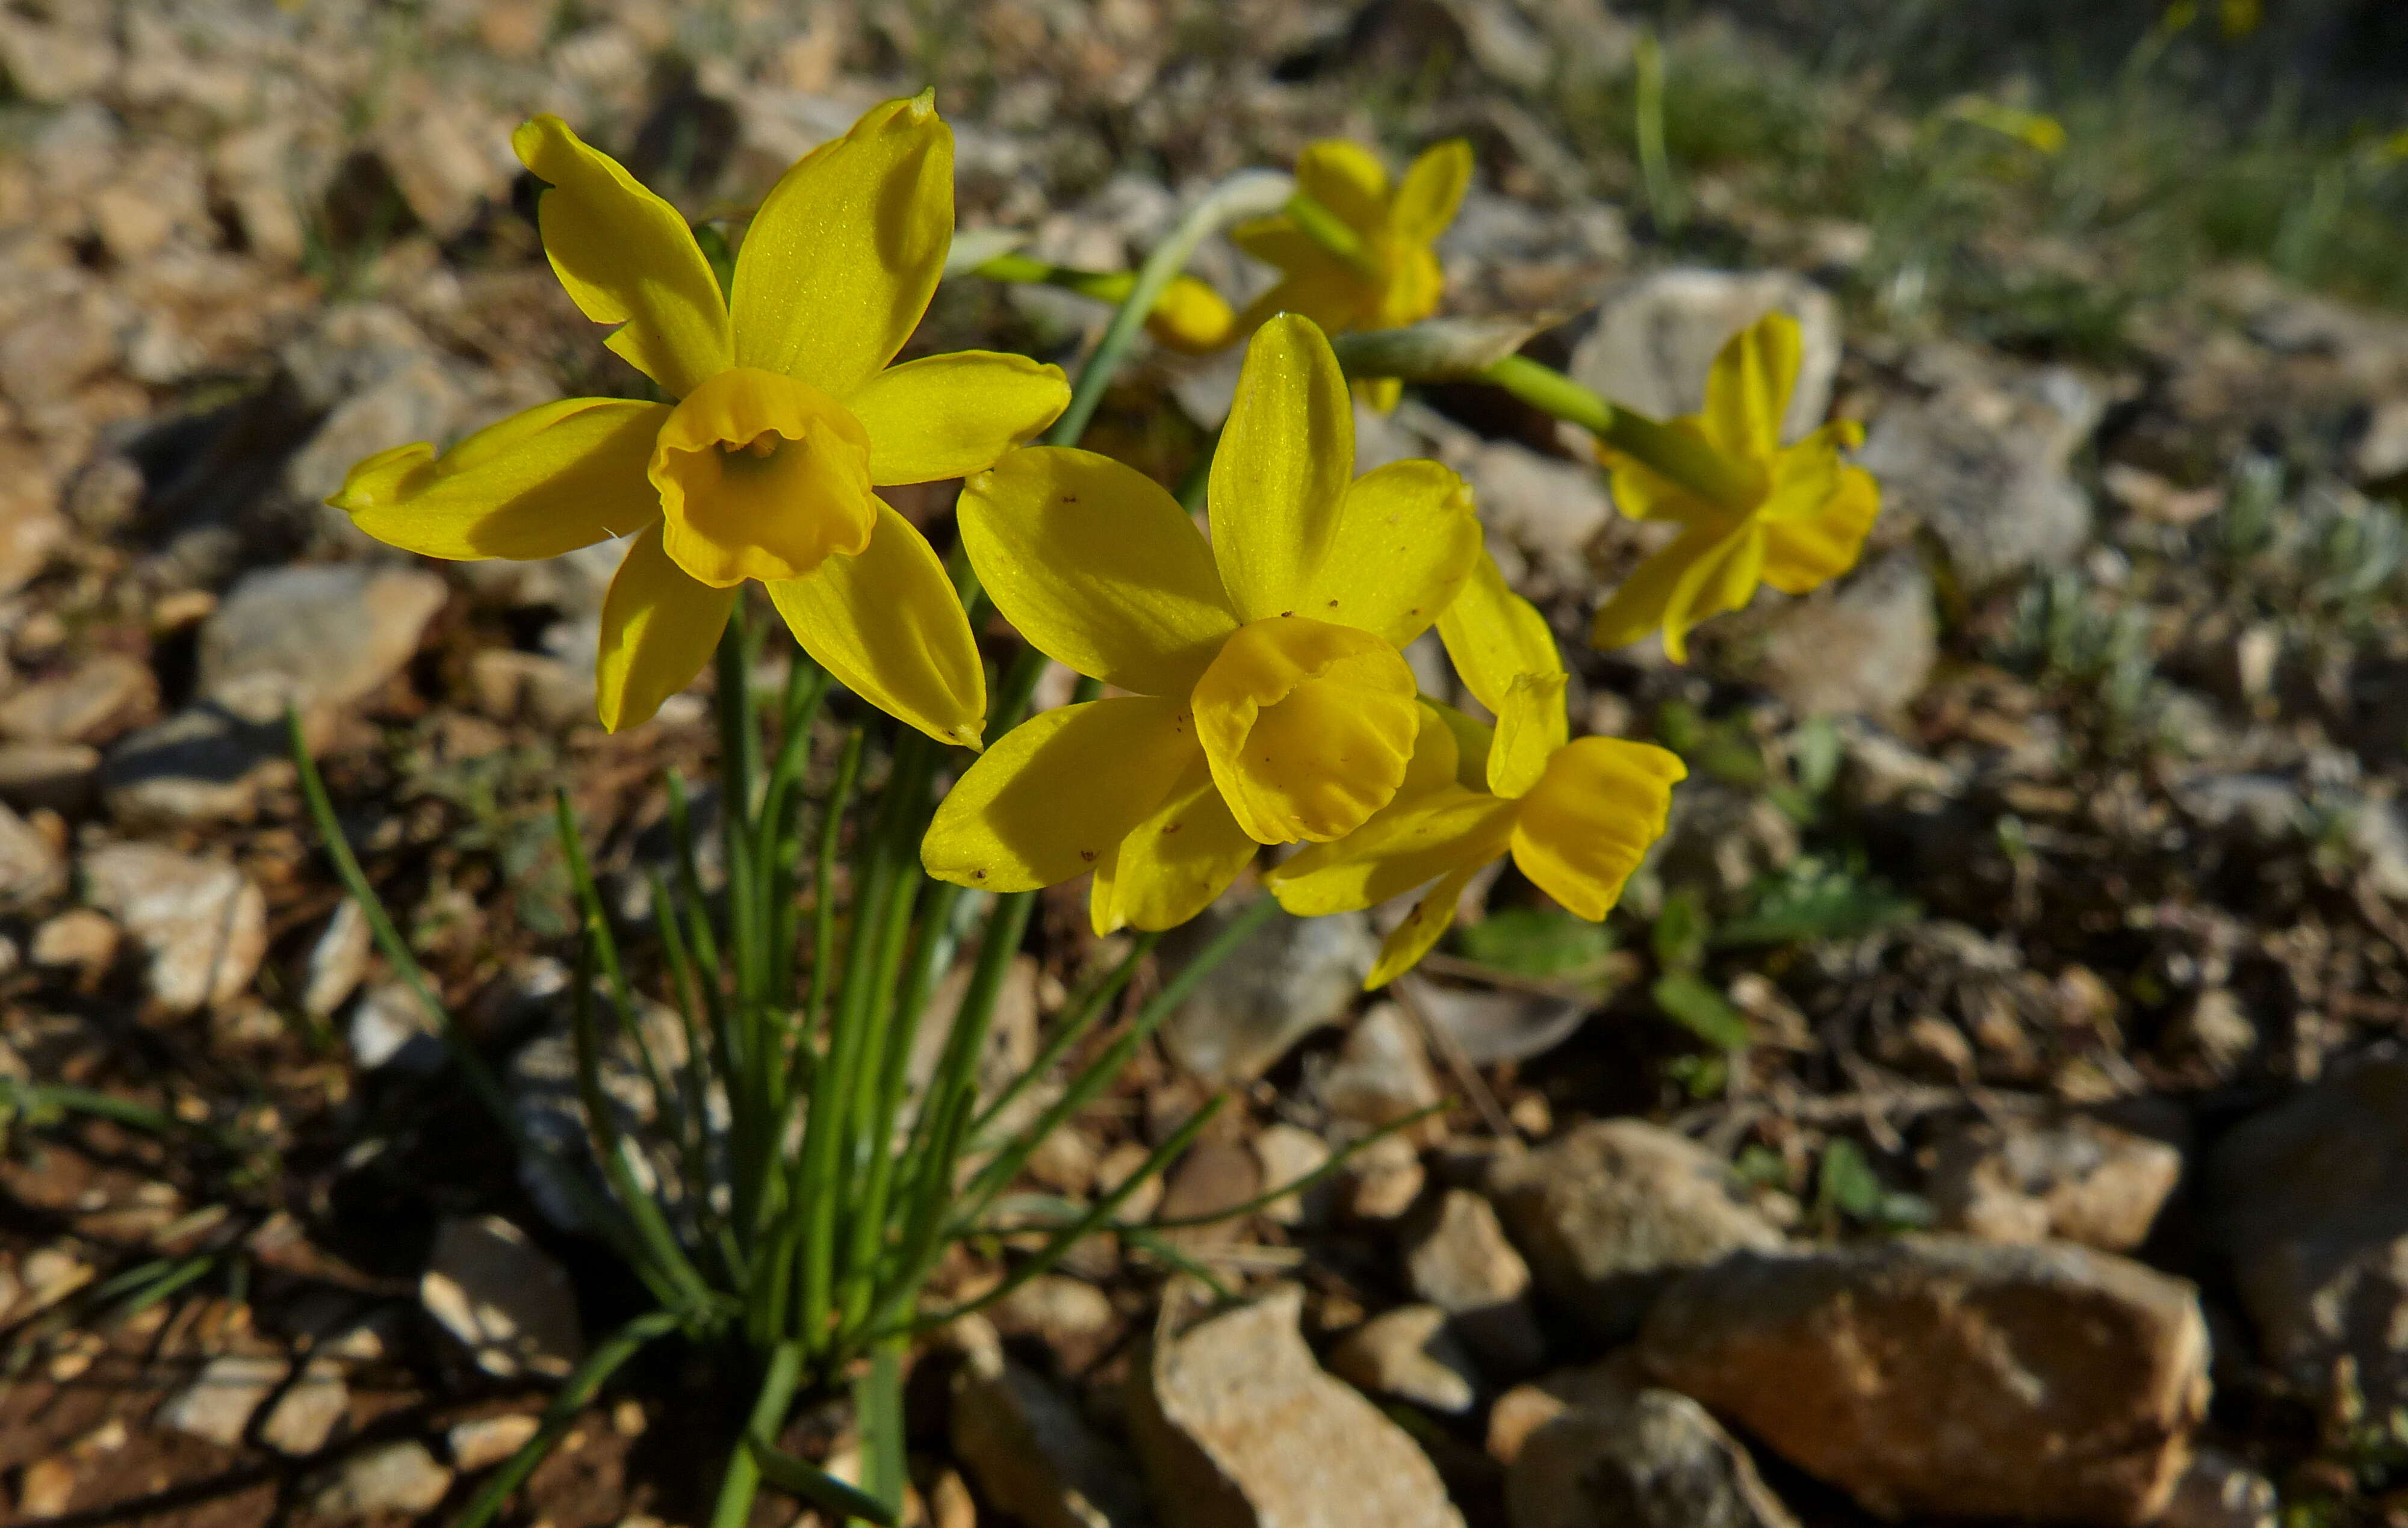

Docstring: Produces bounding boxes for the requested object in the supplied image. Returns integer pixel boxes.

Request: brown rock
[420,1216,582,1380]
[1929,1115,2181,1251]
[0,654,157,744]
[1127,1282,1464,1528]
[1487,1120,1784,1337]
[0,742,100,812]
[1637,1237,2209,1524]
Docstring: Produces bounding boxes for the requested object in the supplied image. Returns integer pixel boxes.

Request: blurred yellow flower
[1270,557,1683,986]
[1589,311,1878,662]
[330,94,1069,741]
[1233,139,1473,408]
[922,314,1482,933]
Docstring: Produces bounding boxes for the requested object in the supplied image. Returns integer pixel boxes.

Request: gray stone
[1318,1003,1444,1131]
[1250,1124,1333,1227]
[1486,1120,1784,1338]
[0,654,157,744]
[80,844,266,1012]
[1569,270,1841,444]
[952,1345,1152,1528]
[509,982,719,1234]
[1505,1366,1798,1528]
[1651,784,1800,900]
[199,564,447,724]
[1401,976,1588,1066]
[1929,1115,2181,1252]
[1404,1189,1547,1376]
[302,899,373,1021]
[259,1356,349,1456]
[1126,1282,1465,1528]
[101,705,292,827]
[1161,907,1377,1084]
[1458,441,1614,599]
[420,1216,583,1381]
[1639,1238,2209,1525]
[0,801,64,912]
[1755,553,1937,720]
[1327,1304,1480,1414]
[1855,342,2104,587]
[0,11,119,104]
[2210,1053,2408,1417]
[308,1440,454,1520]
[158,1350,291,1447]
[348,981,442,1072]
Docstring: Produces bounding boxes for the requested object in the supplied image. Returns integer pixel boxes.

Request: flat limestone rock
[1128,1282,1463,1528]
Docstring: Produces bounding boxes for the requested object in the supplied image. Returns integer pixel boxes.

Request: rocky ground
[3,2,2408,1527]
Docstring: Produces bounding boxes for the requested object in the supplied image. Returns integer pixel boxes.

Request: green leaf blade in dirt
[1651,972,1753,1051]
[1454,907,1616,982]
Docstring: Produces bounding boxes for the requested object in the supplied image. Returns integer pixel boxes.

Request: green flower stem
[1481,354,1760,513]
[1045,169,1292,449]
[1284,190,1382,279]
[708,1339,806,1528]
[973,252,1187,313]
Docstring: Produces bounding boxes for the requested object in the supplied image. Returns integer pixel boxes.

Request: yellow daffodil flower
[1589,311,1879,663]
[1270,555,1684,986]
[329,94,1070,741]
[1233,139,1473,409]
[921,314,1483,933]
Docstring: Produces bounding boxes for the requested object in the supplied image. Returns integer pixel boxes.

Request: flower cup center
[1191,616,1420,845]
[648,367,878,589]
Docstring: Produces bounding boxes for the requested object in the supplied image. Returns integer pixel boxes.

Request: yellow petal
[1358,376,1404,413]
[732,93,953,398]
[1264,784,1513,917]
[1427,700,1496,789]
[513,116,731,399]
[1370,244,1446,331]
[1365,860,1483,989]
[595,524,736,732]
[1296,140,1389,235]
[1438,549,1562,715]
[1589,522,1724,655]
[1090,751,1257,935]
[846,351,1070,486]
[1601,425,1726,525]
[1392,139,1473,244]
[1192,616,1421,845]
[1232,268,1375,342]
[1510,737,1684,920]
[1658,522,1766,663]
[650,368,877,587]
[959,447,1239,696]
[1397,701,1465,801]
[330,398,668,560]
[1699,311,1801,463]
[1230,218,1321,270]
[766,500,985,747]
[1296,459,1480,648]
[1211,314,1356,622]
[920,696,1200,891]
[1146,276,1237,354]
[1760,457,1879,596]
[1488,671,1569,798]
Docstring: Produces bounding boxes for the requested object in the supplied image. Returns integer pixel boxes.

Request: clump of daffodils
[308,85,1894,1526]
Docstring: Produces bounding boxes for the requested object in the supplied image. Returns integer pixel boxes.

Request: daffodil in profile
[329,94,1070,741]
[1233,139,1472,408]
[1589,311,1878,662]
[922,314,1483,933]
[1270,555,1684,987]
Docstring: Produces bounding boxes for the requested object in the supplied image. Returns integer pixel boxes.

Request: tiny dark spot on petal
[1079,849,1098,862]
[973,870,987,879]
